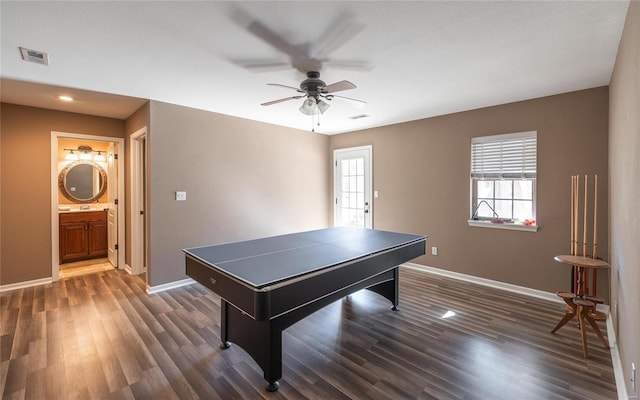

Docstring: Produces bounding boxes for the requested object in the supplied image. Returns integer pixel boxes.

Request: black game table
[184,226,426,391]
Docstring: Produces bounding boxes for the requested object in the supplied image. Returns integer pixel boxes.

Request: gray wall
[609,1,640,396]
[330,87,609,297]
[146,101,331,287]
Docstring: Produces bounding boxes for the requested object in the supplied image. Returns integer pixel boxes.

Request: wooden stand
[551,175,609,358]
[551,256,610,358]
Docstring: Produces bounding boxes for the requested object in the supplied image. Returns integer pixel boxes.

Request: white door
[334,146,372,228]
[107,143,118,267]
[130,128,147,275]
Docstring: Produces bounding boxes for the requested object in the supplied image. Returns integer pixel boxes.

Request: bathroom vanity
[59,210,108,263]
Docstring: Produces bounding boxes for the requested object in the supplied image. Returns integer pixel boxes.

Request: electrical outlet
[175,191,187,201]
[431,247,438,256]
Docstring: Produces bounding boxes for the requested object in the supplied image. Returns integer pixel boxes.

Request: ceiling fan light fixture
[299,97,317,115]
[317,99,330,114]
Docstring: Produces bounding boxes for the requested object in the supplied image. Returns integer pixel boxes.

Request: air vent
[19,47,49,66]
[348,114,370,120]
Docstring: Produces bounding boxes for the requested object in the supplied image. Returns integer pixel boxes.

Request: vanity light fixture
[93,151,106,162]
[63,146,106,162]
[79,147,93,160]
[64,150,79,161]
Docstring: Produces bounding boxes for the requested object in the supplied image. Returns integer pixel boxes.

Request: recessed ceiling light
[58,95,74,102]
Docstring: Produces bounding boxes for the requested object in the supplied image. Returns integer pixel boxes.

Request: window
[470,131,537,231]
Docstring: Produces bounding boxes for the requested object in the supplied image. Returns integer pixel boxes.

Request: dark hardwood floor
[1,267,616,399]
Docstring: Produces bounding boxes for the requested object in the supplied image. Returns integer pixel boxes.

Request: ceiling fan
[261,71,366,117]
[232,12,369,74]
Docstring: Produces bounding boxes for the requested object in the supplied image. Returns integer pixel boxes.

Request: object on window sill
[468,219,538,232]
[471,200,499,220]
[490,218,514,224]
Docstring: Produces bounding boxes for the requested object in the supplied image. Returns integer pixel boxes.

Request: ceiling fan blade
[323,80,356,93]
[312,15,364,59]
[261,96,303,106]
[331,94,367,105]
[232,59,291,72]
[324,59,372,71]
[267,83,304,92]
[247,21,300,57]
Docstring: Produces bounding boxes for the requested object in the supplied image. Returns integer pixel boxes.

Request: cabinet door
[88,220,108,257]
[60,222,88,263]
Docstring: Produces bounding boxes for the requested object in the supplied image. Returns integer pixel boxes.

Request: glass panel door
[334,146,372,228]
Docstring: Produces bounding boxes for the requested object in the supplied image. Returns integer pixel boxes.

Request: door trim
[51,131,125,281]
[130,127,147,277]
[333,145,373,228]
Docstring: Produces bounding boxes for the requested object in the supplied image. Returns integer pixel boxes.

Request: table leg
[551,292,577,334]
[220,300,231,349]
[583,309,609,349]
[577,302,590,358]
[219,303,283,391]
[365,267,399,310]
[573,298,608,358]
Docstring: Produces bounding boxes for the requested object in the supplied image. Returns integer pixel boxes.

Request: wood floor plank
[0,267,618,399]
[90,319,129,393]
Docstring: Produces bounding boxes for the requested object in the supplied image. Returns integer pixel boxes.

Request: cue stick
[575,175,579,256]
[593,174,598,259]
[570,176,574,253]
[572,176,576,255]
[583,174,588,257]
[573,175,579,291]
[592,174,598,295]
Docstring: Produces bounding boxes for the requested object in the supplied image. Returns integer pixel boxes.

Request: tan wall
[0,103,125,285]
[146,101,330,287]
[330,87,609,297]
[124,102,151,268]
[609,1,640,395]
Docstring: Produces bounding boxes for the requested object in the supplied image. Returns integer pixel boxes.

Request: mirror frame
[58,160,107,203]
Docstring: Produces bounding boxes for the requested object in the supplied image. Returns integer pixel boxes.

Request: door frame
[333,145,373,228]
[51,131,125,281]
[129,127,147,276]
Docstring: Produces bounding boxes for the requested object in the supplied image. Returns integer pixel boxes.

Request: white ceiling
[0,1,629,134]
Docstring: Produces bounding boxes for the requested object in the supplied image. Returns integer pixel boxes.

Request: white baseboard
[403,262,563,304]
[146,278,196,295]
[123,264,133,275]
[0,277,53,293]
[607,311,629,400]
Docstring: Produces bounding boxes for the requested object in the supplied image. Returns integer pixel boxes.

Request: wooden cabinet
[59,211,108,263]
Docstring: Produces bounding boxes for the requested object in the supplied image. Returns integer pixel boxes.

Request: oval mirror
[58,160,107,203]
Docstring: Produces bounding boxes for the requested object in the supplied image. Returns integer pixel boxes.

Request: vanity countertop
[58,205,108,213]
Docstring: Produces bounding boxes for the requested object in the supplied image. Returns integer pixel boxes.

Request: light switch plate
[175,191,187,201]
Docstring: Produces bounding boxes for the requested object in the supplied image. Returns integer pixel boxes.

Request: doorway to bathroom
[51,131,125,281]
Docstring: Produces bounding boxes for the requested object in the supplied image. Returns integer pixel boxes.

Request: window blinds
[471,131,537,179]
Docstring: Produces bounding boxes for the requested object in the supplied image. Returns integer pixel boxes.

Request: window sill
[467,220,538,232]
